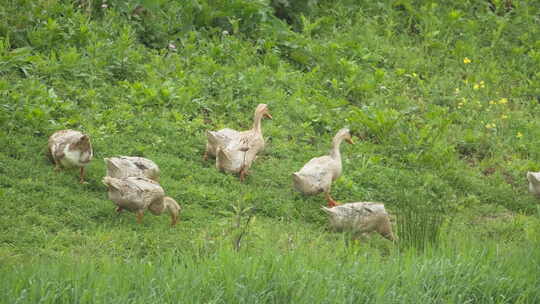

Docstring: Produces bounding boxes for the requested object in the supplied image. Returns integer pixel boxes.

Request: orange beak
[264,112,273,119]
[346,138,354,144]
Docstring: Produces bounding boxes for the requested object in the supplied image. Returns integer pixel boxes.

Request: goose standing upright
[204,104,272,181]
[292,128,353,207]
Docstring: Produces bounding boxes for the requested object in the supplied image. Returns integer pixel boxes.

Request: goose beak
[346,138,354,144]
[264,112,273,119]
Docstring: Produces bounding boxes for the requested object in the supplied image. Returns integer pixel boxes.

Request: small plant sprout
[228,195,255,251]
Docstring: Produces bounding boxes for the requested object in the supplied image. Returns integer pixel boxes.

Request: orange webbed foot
[327,200,340,208]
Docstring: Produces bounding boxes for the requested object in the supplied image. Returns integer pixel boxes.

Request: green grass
[2,234,539,303]
[1,0,540,302]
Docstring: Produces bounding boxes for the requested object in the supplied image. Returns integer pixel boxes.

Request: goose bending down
[48,129,93,183]
[105,156,160,181]
[204,104,272,181]
[102,176,181,226]
[527,171,540,198]
[322,202,396,241]
[292,128,353,207]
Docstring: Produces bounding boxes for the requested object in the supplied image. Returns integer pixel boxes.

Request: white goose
[104,156,160,181]
[527,171,540,198]
[292,128,353,206]
[102,176,181,226]
[205,104,272,181]
[322,202,396,241]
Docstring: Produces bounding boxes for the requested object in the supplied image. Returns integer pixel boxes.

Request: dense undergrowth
[1,0,540,302]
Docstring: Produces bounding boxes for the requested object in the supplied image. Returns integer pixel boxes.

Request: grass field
[1,0,540,302]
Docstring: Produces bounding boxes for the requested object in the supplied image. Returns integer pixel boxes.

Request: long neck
[330,135,344,159]
[165,201,179,222]
[251,111,264,134]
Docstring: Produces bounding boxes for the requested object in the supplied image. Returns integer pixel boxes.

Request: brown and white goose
[48,129,93,183]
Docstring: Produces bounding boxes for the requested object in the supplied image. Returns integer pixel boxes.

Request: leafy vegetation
[1,0,540,302]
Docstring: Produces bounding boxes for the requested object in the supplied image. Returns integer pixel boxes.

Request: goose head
[335,128,354,145]
[255,104,272,120]
[73,134,92,150]
[164,196,182,226]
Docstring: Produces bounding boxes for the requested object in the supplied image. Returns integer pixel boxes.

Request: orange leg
[79,167,86,184]
[171,214,178,227]
[325,192,339,207]
[53,159,62,172]
[203,150,208,161]
[239,168,248,182]
[136,211,144,224]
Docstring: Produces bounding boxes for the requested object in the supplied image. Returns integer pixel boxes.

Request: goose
[48,129,93,183]
[322,202,396,241]
[527,171,540,198]
[293,128,353,206]
[205,104,272,181]
[102,176,181,226]
[104,156,160,181]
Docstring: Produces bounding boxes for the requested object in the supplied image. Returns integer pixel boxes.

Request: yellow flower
[474,81,485,90]
[516,132,523,138]
[463,57,471,64]
[499,98,508,104]
[485,123,496,129]
[489,100,496,105]
[501,114,508,119]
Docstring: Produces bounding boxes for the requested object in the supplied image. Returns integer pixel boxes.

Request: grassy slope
[1,0,540,302]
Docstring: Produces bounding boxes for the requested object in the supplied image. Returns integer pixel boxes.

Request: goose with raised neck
[292,128,354,207]
[205,104,272,181]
